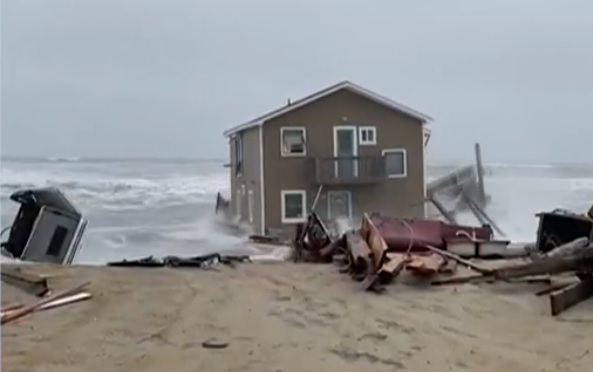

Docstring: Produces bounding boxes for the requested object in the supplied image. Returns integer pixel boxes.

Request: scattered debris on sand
[293,204,593,316]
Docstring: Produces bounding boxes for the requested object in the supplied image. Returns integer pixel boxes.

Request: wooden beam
[1,267,49,297]
[549,278,593,316]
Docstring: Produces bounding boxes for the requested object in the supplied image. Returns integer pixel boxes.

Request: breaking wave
[0,165,227,211]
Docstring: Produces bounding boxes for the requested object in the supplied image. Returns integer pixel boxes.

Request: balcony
[310,156,387,185]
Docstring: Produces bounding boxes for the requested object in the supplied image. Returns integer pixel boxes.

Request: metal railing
[311,156,386,185]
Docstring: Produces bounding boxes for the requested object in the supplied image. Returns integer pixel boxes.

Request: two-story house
[222,80,432,236]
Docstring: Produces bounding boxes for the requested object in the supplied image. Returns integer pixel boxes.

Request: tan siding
[262,89,425,234]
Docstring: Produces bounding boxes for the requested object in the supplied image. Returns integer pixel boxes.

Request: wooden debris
[1,292,92,316]
[406,254,447,276]
[344,231,373,282]
[535,282,572,296]
[550,277,593,316]
[376,253,410,284]
[1,281,90,325]
[492,246,593,280]
[1,267,49,297]
[425,244,491,274]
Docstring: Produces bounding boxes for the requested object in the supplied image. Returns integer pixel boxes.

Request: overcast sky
[1,0,592,163]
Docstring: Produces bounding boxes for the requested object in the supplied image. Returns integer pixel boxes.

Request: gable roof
[223,80,432,138]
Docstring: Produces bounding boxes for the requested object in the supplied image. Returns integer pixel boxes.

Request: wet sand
[2,262,593,372]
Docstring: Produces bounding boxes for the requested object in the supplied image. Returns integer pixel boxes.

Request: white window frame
[327,190,353,219]
[280,190,307,224]
[382,148,408,179]
[280,127,307,157]
[358,126,377,146]
[232,134,243,176]
[247,190,254,224]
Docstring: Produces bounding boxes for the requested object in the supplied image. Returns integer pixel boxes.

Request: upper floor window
[280,127,307,156]
[382,148,407,178]
[233,134,243,176]
[358,126,377,146]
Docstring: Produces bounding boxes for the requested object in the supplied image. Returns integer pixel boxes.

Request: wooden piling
[474,143,486,204]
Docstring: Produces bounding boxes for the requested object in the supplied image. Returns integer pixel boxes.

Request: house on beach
[221,80,432,236]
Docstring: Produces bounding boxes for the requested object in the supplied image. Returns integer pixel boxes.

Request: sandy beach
[2,262,593,372]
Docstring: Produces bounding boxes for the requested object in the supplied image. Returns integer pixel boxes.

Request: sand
[2,262,593,372]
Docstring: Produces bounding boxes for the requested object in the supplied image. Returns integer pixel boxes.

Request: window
[280,127,306,156]
[46,226,68,257]
[382,149,407,178]
[358,126,377,145]
[281,190,307,223]
[233,134,243,176]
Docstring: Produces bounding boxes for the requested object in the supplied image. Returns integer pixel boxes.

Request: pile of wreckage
[293,207,593,317]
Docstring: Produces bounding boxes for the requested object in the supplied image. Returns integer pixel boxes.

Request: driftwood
[1,267,49,297]
[1,281,90,325]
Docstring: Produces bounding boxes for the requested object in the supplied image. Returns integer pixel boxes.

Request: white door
[327,191,352,220]
[333,126,358,179]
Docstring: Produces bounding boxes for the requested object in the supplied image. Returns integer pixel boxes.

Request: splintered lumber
[493,246,593,280]
[376,253,410,284]
[549,278,593,316]
[1,267,49,297]
[361,214,389,272]
[345,231,373,281]
[425,244,492,274]
[1,281,90,325]
[406,254,447,276]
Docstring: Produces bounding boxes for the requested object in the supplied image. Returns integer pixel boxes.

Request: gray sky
[2,0,592,163]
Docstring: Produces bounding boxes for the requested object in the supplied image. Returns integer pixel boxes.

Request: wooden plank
[425,244,491,274]
[1,281,90,325]
[376,253,410,284]
[363,214,389,272]
[550,278,593,316]
[406,254,446,277]
[1,267,49,297]
[345,231,373,281]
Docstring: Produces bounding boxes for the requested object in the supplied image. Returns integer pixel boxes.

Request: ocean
[1,157,593,265]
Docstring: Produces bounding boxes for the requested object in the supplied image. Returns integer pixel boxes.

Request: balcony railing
[310,156,387,185]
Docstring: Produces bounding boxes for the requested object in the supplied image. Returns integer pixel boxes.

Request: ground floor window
[382,148,408,178]
[281,190,307,223]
